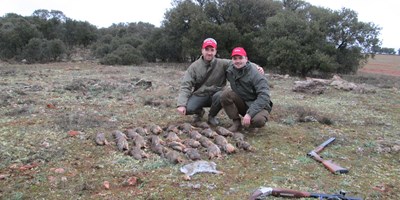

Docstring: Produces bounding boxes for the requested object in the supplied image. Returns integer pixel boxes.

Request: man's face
[232,55,248,69]
[202,46,217,62]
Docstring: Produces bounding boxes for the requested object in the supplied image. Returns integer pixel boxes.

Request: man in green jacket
[221,47,272,132]
[177,38,263,125]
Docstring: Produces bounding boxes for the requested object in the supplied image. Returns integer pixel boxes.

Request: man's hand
[177,106,186,115]
[242,114,251,127]
[256,65,264,74]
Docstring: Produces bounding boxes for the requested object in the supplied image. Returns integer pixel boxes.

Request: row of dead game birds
[95,121,255,164]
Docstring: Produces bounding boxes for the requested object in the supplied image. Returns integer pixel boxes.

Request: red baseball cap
[231,47,247,57]
[202,38,217,49]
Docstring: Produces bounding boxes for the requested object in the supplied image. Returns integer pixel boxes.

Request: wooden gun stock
[271,188,311,198]
[308,151,348,174]
[249,187,311,200]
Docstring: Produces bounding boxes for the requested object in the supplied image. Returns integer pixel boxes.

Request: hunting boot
[192,109,205,123]
[228,119,242,132]
[207,115,220,126]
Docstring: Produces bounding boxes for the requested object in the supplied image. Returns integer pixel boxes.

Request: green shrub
[100,44,144,65]
[22,38,45,63]
[100,53,121,65]
[22,38,66,63]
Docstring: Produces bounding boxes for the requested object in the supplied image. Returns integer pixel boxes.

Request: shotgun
[307,137,348,174]
[249,187,362,200]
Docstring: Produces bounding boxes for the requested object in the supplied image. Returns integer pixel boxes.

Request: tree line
[0,0,393,76]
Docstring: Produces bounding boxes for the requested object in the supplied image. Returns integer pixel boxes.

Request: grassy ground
[0,58,399,200]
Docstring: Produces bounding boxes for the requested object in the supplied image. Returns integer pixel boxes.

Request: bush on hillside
[100,44,144,65]
[22,38,66,63]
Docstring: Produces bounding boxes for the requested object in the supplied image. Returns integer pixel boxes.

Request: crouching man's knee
[251,110,269,128]
[251,117,267,128]
[220,88,233,104]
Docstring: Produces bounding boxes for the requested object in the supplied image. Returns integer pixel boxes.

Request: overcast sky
[0,0,398,49]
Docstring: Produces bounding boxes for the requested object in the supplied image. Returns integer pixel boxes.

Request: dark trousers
[220,88,268,128]
[186,91,222,117]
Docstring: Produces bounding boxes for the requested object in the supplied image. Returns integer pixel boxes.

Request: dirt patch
[359,68,400,77]
[359,54,400,77]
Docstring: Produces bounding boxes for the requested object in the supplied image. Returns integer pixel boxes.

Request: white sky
[0,0,398,49]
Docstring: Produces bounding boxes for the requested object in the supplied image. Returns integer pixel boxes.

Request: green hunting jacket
[177,56,231,107]
[226,61,272,117]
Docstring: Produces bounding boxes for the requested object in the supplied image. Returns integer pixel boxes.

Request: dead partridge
[116,137,129,151]
[183,138,201,148]
[128,146,149,160]
[151,143,165,156]
[113,130,129,151]
[95,132,109,145]
[133,134,147,149]
[133,127,148,135]
[199,136,214,148]
[167,141,186,152]
[126,129,140,140]
[179,123,196,133]
[195,121,210,129]
[214,135,229,146]
[188,130,202,140]
[149,124,163,135]
[236,140,256,152]
[163,149,184,164]
[207,143,222,159]
[222,143,236,154]
[232,132,245,142]
[215,126,234,137]
[166,124,181,134]
[214,135,236,154]
[184,148,201,161]
[200,128,218,138]
[165,131,182,142]
[149,135,164,146]
[113,130,127,140]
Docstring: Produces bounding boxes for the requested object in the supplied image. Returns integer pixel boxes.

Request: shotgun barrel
[313,137,335,153]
